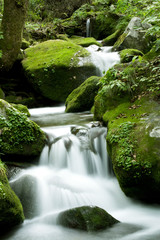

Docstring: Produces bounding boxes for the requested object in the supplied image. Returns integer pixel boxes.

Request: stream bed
[1,106,160,240]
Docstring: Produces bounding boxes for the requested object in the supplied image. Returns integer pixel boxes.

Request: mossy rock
[21,38,30,50]
[93,55,160,203]
[105,98,160,203]
[0,160,24,232]
[102,29,121,46]
[113,17,153,53]
[22,40,98,102]
[0,99,46,158]
[57,206,119,231]
[69,36,102,47]
[65,76,101,112]
[120,49,143,63]
[11,103,30,117]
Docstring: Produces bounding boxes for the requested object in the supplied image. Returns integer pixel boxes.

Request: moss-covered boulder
[120,49,143,63]
[69,35,102,47]
[0,99,46,158]
[57,206,119,231]
[22,40,98,102]
[93,55,160,203]
[11,103,30,117]
[0,160,24,232]
[65,76,101,112]
[102,29,121,46]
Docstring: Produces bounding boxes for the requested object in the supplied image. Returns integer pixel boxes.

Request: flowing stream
[2,46,160,240]
[2,106,160,240]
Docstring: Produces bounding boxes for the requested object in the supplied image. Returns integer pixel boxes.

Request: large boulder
[65,76,101,112]
[93,55,160,203]
[113,17,152,53]
[22,40,98,102]
[0,160,24,232]
[0,99,46,158]
[57,206,119,231]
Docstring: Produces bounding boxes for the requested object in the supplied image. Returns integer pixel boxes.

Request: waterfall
[3,50,160,239]
[86,44,120,76]
[86,18,91,37]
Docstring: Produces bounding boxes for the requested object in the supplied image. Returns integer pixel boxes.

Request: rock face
[65,76,101,112]
[10,174,39,219]
[0,160,24,232]
[0,99,46,158]
[93,55,160,203]
[22,40,98,102]
[113,17,152,53]
[57,206,119,231]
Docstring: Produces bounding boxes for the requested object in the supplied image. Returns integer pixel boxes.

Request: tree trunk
[1,0,28,71]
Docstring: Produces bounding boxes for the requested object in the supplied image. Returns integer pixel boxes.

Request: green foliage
[115,0,160,37]
[99,67,133,97]
[27,0,45,21]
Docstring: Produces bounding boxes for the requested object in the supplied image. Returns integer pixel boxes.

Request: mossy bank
[94,54,160,203]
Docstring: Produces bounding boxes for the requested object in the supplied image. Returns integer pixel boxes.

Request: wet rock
[65,76,101,113]
[57,206,119,231]
[10,174,39,219]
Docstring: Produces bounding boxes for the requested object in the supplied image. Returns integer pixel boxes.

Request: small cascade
[86,44,120,76]
[40,126,108,176]
[5,107,160,240]
[86,18,91,37]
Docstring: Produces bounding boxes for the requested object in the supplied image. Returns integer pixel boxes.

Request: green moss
[58,206,119,232]
[93,54,160,202]
[11,104,30,117]
[102,29,121,46]
[22,39,98,102]
[69,36,102,47]
[21,38,30,49]
[0,159,24,230]
[120,49,143,63]
[65,76,101,112]
[113,33,127,51]
[0,100,46,157]
[23,40,87,70]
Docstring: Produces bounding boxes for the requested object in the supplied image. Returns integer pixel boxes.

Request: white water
[86,18,91,37]
[86,44,120,76]
[2,106,160,240]
[2,47,160,240]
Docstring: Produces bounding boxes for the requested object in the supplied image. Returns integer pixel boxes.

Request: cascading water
[2,49,160,240]
[3,107,160,240]
[86,44,120,76]
[86,18,91,37]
